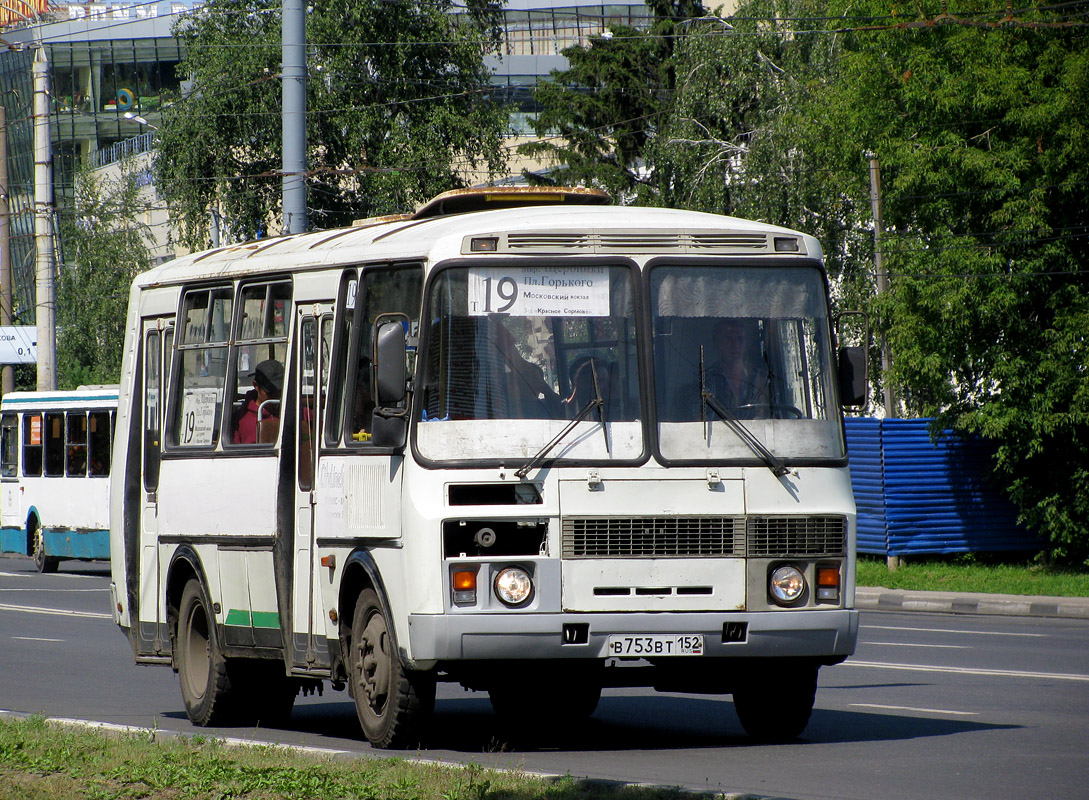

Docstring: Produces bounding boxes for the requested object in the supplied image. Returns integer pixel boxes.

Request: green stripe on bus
[224,609,280,629]
[251,611,279,629]
[225,609,251,627]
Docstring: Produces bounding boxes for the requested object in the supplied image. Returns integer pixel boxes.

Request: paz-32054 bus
[110,187,866,747]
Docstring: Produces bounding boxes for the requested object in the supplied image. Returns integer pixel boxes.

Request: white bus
[1,387,117,572]
[110,187,867,746]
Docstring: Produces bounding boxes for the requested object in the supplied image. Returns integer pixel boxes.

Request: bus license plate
[608,634,704,657]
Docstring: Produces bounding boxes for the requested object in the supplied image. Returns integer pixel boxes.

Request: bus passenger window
[0,414,17,478]
[67,413,89,477]
[44,412,65,476]
[89,411,111,476]
[22,414,42,476]
[172,286,233,448]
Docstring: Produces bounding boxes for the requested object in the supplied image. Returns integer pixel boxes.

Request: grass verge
[0,716,696,800]
[856,554,1089,597]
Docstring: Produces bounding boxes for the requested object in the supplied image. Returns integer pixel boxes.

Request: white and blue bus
[1,386,117,572]
[110,187,866,746]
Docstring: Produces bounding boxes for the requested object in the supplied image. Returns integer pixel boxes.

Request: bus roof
[134,197,823,290]
[1,387,119,410]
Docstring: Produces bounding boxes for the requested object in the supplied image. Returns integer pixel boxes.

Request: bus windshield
[651,264,845,463]
[415,264,642,463]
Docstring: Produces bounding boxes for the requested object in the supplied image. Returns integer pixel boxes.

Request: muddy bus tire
[177,578,235,726]
[732,661,819,743]
[349,588,435,749]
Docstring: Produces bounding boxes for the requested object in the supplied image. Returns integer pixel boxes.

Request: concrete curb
[856,587,1089,619]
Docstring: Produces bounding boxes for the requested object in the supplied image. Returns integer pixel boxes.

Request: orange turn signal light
[817,566,840,587]
[453,570,477,591]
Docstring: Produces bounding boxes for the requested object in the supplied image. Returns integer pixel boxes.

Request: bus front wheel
[30,523,58,574]
[732,661,819,743]
[177,578,234,726]
[349,588,434,749]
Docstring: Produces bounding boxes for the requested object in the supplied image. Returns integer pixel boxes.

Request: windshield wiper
[515,360,609,479]
[698,346,789,478]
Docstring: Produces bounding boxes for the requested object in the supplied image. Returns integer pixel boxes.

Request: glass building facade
[0,1,653,322]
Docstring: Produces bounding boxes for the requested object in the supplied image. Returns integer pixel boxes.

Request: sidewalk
[855,586,1089,620]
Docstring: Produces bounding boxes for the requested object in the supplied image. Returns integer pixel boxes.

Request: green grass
[0,716,697,800]
[856,554,1089,597]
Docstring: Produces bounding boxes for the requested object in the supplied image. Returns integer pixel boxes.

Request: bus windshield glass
[416,264,642,464]
[651,264,845,463]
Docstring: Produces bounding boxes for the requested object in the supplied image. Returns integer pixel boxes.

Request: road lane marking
[865,624,1046,638]
[849,703,978,716]
[846,660,1089,683]
[862,641,970,649]
[12,636,64,642]
[0,602,111,620]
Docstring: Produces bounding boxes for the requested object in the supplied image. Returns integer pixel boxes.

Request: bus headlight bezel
[494,566,534,607]
[768,564,807,606]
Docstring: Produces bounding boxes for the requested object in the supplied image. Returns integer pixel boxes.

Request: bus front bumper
[407,608,858,663]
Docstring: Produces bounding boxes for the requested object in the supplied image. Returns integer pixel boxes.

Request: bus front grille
[561,515,847,559]
[562,516,745,558]
[746,515,847,556]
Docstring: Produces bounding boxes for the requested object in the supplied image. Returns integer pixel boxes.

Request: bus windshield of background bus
[415,264,642,463]
[651,265,845,463]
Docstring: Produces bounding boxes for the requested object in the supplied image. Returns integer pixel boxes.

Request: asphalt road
[2,555,1088,800]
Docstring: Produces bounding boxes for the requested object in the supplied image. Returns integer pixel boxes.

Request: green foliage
[55,160,154,389]
[155,0,509,249]
[519,1,705,198]
[532,0,1088,564]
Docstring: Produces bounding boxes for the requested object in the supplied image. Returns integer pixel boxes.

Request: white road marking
[850,702,978,716]
[0,602,111,620]
[863,641,970,649]
[846,660,1089,683]
[0,587,106,593]
[865,624,1046,638]
[12,636,64,642]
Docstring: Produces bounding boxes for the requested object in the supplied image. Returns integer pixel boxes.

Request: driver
[705,318,771,409]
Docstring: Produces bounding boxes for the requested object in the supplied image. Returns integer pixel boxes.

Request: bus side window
[22,414,42,476]
[89,411,111,476]
[43,412,64,476]
[67,412,88,477]
[0,414,17,478]
[171,287,233,448]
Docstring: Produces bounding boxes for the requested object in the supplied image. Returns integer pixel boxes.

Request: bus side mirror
[837,346,867,409]
[374,321,406,405]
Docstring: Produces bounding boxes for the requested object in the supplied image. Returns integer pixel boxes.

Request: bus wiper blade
[698,346,789,478]
[514,396,603,479]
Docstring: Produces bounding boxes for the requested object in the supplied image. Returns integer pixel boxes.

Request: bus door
[291,306,333,670]
[140,318,173,654]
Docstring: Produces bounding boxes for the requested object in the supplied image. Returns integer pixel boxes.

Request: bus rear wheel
[349,588,434,749]
[30,524,58,574]
[177,578,234,726]
[732,661,819,743]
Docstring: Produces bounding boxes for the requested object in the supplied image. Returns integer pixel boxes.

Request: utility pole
[868,155,896,417]
[33,46,55,391]
[0,105,12,395]
[281,0,307,234]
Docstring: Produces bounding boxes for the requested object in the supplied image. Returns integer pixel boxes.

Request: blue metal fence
[844,418,1039,556]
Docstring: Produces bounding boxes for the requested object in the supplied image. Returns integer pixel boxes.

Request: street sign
[0,327,37,364]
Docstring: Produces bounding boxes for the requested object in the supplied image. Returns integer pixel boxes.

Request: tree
[815,2,1089,564]
[519,1,705,198]
[661,0,1089,562]
[155,0,509,249]
[56,160,155,388]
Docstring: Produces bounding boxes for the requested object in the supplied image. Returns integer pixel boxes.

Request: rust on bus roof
[412,185,611,219]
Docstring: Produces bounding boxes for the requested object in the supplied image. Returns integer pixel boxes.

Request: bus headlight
[494,566,533,606]
[769,565,807,606]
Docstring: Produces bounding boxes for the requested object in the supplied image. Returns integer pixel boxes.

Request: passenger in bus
[494,323,561,418]
[232,359,283,444]
[704,318,771,410]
